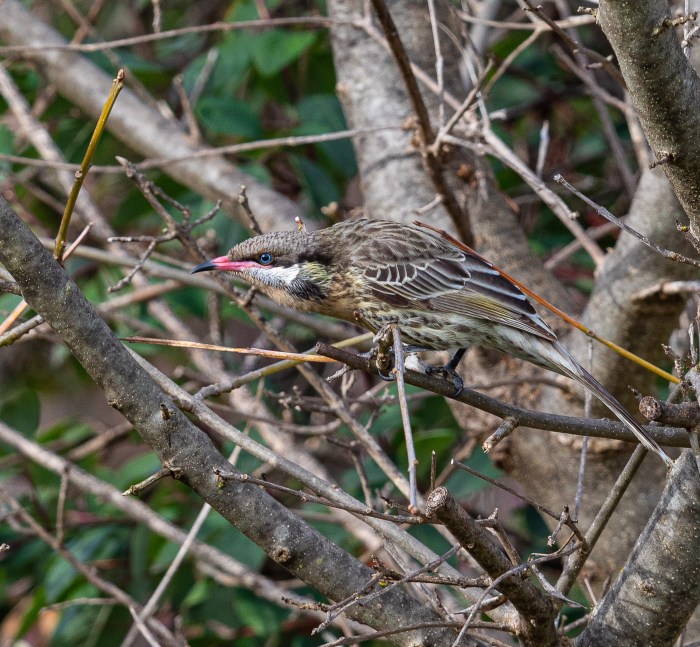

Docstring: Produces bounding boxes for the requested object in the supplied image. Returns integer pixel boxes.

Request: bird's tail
[550,343,673,468]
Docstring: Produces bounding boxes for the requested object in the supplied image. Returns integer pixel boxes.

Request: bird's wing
[364,251,557,342]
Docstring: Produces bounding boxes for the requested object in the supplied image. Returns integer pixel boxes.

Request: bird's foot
[425,363,464,396]
[357,349,395,382]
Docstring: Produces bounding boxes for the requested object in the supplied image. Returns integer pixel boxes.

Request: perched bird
[192,218,672,467]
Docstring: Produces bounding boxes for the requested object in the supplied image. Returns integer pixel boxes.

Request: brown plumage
[192,218,673,467]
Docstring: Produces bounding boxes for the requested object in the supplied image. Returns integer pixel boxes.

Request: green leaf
[251,30,317,77]
[296,94,346,131]
[38,420,92,445]
[16,586,47,639]
[99,453,162,491]
[0,124,14,177]
[233,589,284,635]
[187,30,256,96]
[196,96,262,139]
[44,527,125,601]
[292,155,340,210]
[294,95,357,177]
[182,579,210,608]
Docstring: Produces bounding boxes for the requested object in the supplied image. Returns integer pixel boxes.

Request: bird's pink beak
[191,256,259,274]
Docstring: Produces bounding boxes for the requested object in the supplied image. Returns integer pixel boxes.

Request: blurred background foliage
[0,0,628,644]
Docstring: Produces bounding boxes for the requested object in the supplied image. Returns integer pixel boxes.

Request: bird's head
[191,230,335,311]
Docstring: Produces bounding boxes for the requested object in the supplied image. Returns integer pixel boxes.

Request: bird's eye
[258,252,273,265]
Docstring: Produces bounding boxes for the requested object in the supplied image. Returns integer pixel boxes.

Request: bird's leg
[355,346,395,382]
[426,348,467,395]
[352,324,397,381]
[371,322,396,381]
[355,322,405,382]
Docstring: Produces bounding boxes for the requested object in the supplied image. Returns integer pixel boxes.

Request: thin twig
[126,607,160,647]
[574,340,594,522]
[452,132,606,265]
[0,126,402,173]
[55,467,69,545]
[519,0,625,86]
[457,543,577,643]
[319,619,512,646]
[214,469,424,524]
[54,70,124,261]
[453,461,586,545]
[546,4,636,197]
[390,324,418,512]
[482,28,540,98]
[482,417,519,453]
[0,15,349,55]
[557,444,648,595]
[432,59,494,152]
[555,174,700,269]
[457,11,596,31]
[123,336,337,363]
[316,343,688,448]
[544,222,620,271]
[536,119,550,179]
[237,185,263,235]
[426,0,445,127]
[313,544,462,635]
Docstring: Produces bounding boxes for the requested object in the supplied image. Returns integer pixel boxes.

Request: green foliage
[0,124,14,178]
[196,96,263,138]
[251,30,318,77]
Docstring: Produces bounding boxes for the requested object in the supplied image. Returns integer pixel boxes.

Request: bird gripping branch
[192,218,673,468]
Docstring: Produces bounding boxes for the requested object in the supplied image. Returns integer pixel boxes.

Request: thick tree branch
[576,451,700,646]
[599,0,700,235]
[639,396,700,427]
[426,487,557,646]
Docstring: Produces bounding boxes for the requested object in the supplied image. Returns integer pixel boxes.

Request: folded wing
[363,249,557,342]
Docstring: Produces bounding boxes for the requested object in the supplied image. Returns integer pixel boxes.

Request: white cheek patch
[251,263,300,284]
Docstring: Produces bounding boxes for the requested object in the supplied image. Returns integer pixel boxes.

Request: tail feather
[553,345,673,468]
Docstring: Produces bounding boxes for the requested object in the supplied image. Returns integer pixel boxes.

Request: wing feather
[363,248,557,341]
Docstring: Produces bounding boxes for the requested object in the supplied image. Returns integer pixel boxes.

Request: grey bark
[513,167,695,573]
[576,451,700,647]
[599,0,700,237]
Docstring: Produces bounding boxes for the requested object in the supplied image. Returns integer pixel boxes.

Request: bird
[192,218,673,467]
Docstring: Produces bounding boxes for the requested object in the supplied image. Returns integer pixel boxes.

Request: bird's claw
[426,363,464,396]
[357,349,395,381]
